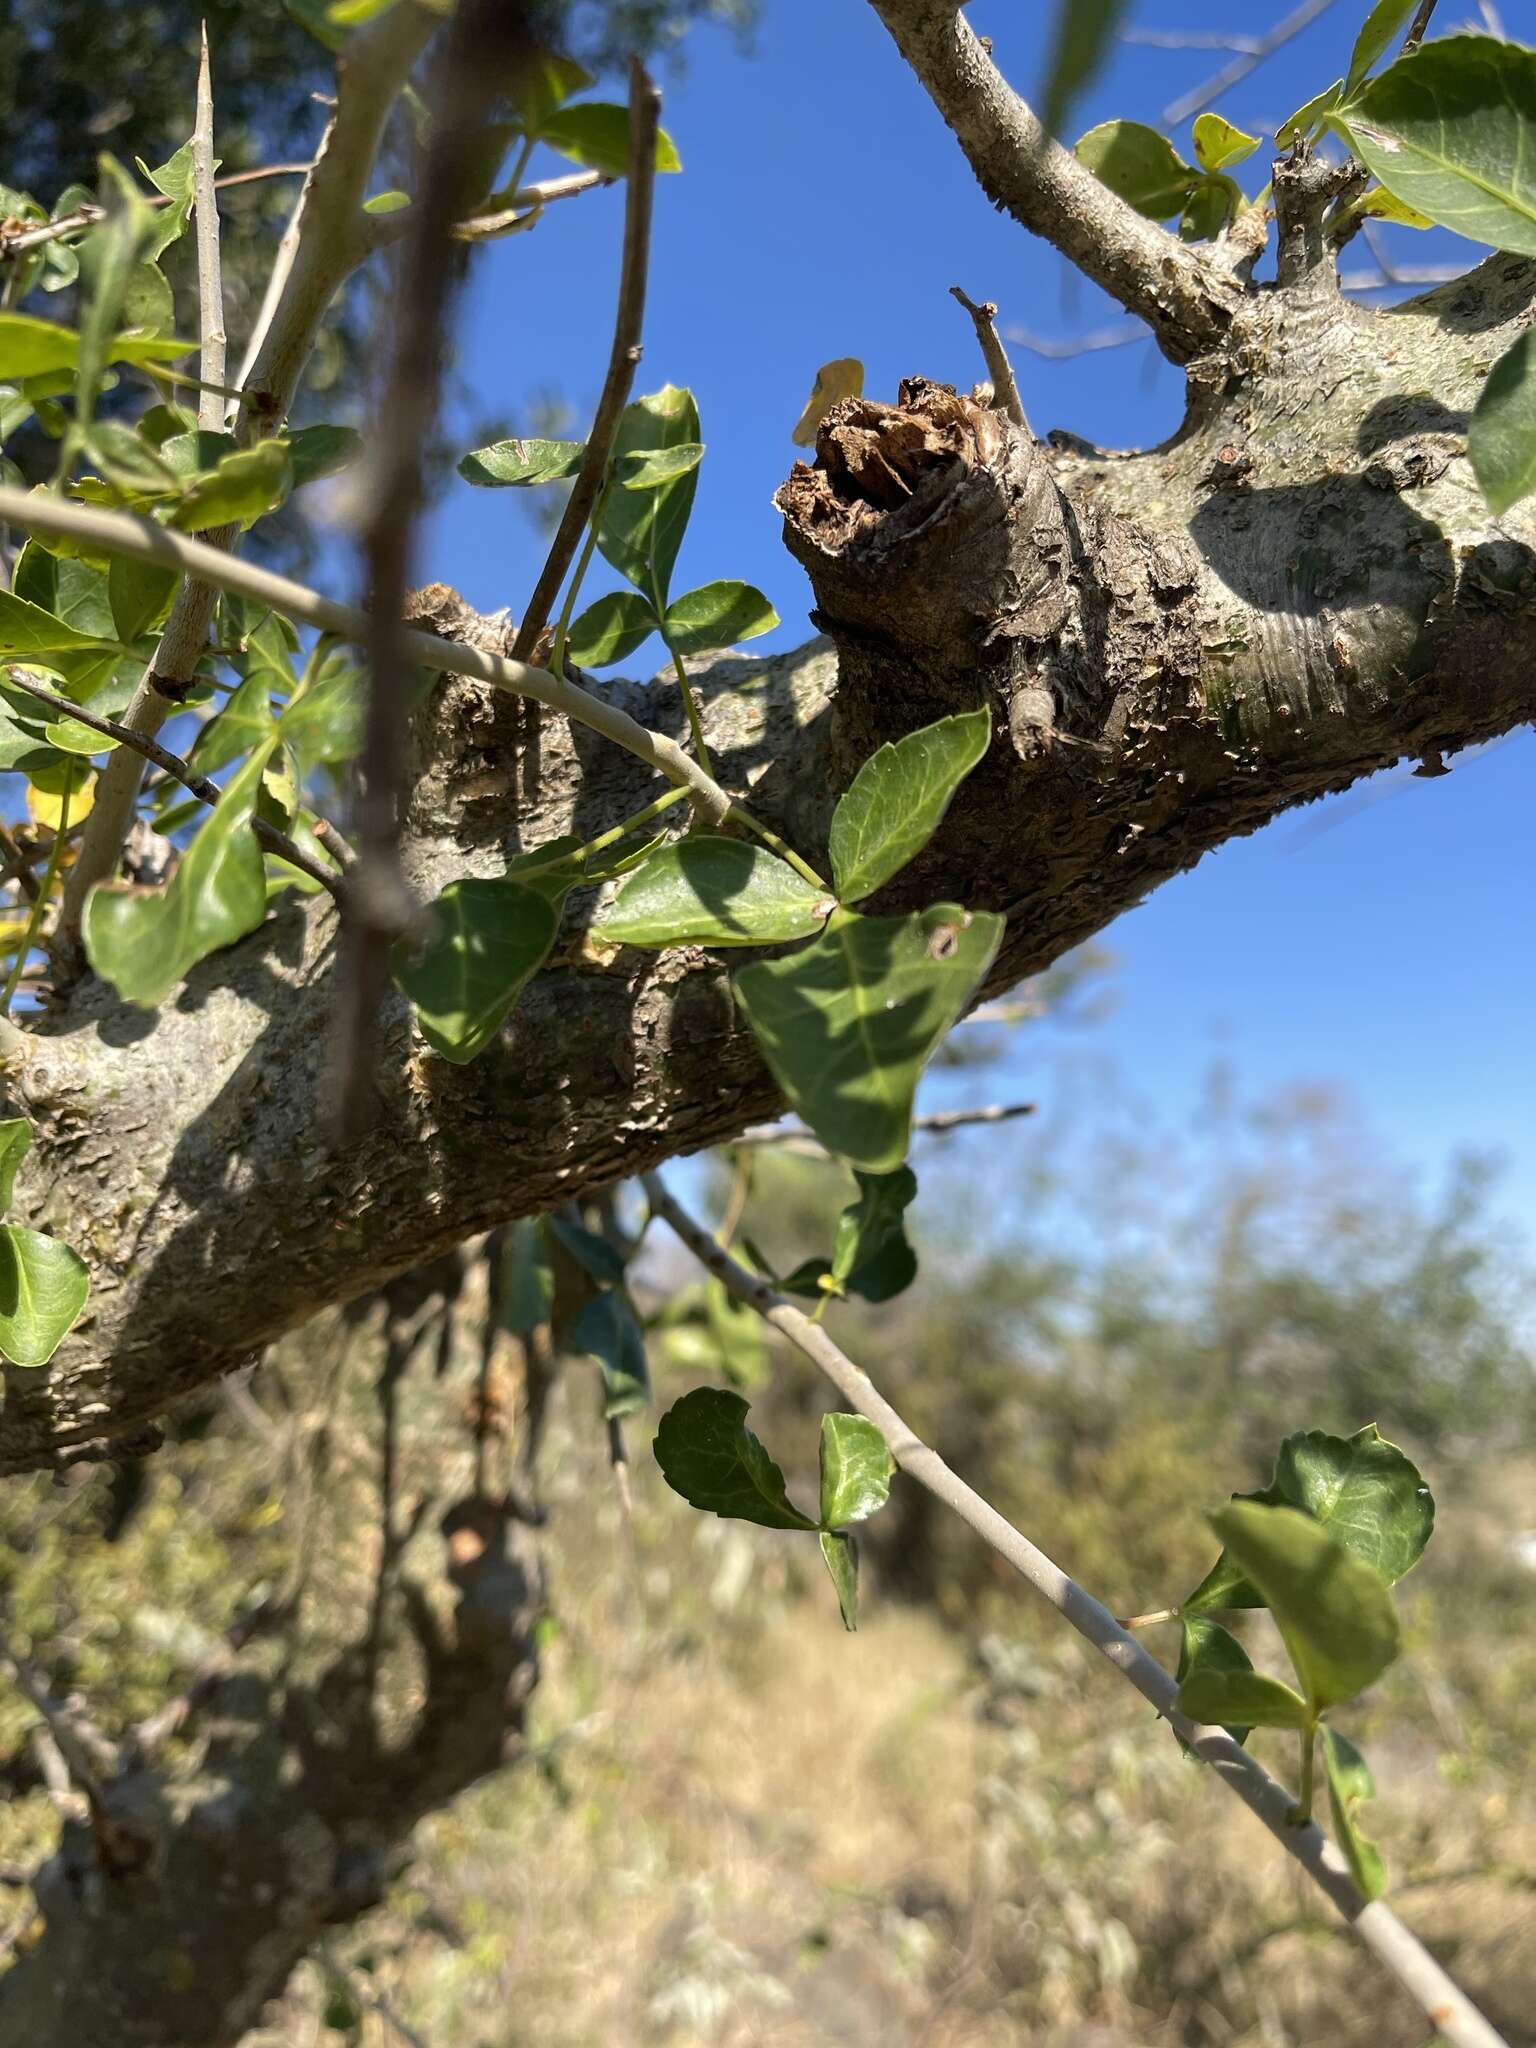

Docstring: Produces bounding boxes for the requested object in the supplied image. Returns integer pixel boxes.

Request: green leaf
[0,588,118,660]
[82,742,278,1007]
[1185,1423,1434,1612]
[540,104,682,178]
[571,1288,650,1418]
[0,313,192,382]
[818,1412,894,1529]
[280,656,363,770]
[362,188,410,215]
[108,554,176,642]
[819,1529,860,1631]
[1192,112,1260,171]
[734,903,1004,1172]
[1207,1501,1401,1712]
[0,1119,32,1215]
[500,1219,553,1335]
[565,590,657,668]
[285,424,363,487]
[703,1277,769,1390]
[616,442,704,491]
[593,838,832,949]
[1470,326,1536,513]
[1337,37,1536,255]
[653,1387,817,1530]
[75,157,159,427]
[830,1165,918,1302]
[598,386,699,609]
[167,438,294,532]
[13,542,115,642]
[1278,79,1345,146]
[189,670,279,776]
[512,49,593,135]
[138,140,198,261]
[0,1224,90,1368]
[1074,120,1198,220]
[1324,1728,1388,1900]
[1180,175,1240,242]
[546,1214,628,1289]
[1176,1615,1256,1744]
[1177,1666,1312,1731]
[456,436,585,488]
[1346,0,1419,95]
[663,580,778,656]
[829,708,992,904]
[1342,185,1434,228]
[393,876,562,1064]
[1041,0,1131,138]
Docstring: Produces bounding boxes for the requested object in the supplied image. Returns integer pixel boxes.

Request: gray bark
[3,194,1534,1479]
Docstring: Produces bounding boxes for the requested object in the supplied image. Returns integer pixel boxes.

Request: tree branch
[192,24,226,435]
[866,0,1239,362]
[641,1171,1511,2048]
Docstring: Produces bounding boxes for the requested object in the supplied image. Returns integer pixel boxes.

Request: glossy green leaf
[189,670,279,776]
[598,386,700,609]
[1324,1728,1388,1899]
[1342,185,1434,228]
[1346,0,1419,94]
[456,436,585,488]
[1338,37,1536,255]
[169,438,294,532]
[734,903,1005,1172]
[1278,79,1345,146]
[1177,1665,1312,1730]
[138,140,198,261]
[75,157,159,428]
[593,837,832,949]
[830,1165,918,1302]
[1042,0,1131,138]
[818,1412,894,1529]
[82,743,278,1007]
[540,103,682,178]
[1176,1616,1256,1745]
[565,590,657,668]
[0,313,192,382]
[1074,120,1197,220]
[1208,1501,1401,1711]
[108,553,176,643]
[663,580,778,656]
[285,424,363,487]
[829,708,991,904]
[393,876,562,1065]
[1470,327,1536,513]
[819,1529,860,1631]
[13,543,115,642]
[571,1288,650,1419]
[1185,1423,1433,1613]
[0,588,118,660]
[0,1223,91,1368]
[0,1118,32,1215]
[1192,112,1260,171]
[653,1386,817,1530]
[616,442,704,491]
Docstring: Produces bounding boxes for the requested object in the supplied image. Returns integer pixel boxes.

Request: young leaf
[75,157,159,427]
[592,838,833,949]
[1177,1666,1312,1731]
[1278,79,1345,146]
[82,743,279,1007]
[1337,37,1536,255]
[0,1224,91,1368]
[733,904,1004,1172]
[1345,0,1420,95]
[830,1165,918,1302]
[0,313,192,383]
[616,442,704,491]
[168,438,294,532]
[653,1387,818,1530]
[819,1528,860,1631]
[189,670,279,777]
[540,103,682,178]
[1074,120,1198,220]
[1176,1615,1256,1744]
[829,709,991,904]
[1041,0,1131,138]
[565,590,658,668]
[663,581,778,656]
[571,1288,650,1418]
[138,140,198,261]
[1180,175,1239,243]
[1470,326,1536,514]
[393,876,563,1065]
[456,437,585,488]
[280,658,364,770]
[1192,112,1260,172]
[0,1118,32,1215]
[1324,1728,1388,1900]
[1207,1501,1401,1713]
[598,386,700,609]
[513,48,594,134]
[818,1412,895,1529]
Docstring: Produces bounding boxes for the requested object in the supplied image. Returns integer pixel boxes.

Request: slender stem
[949,285,1029,433]
[661,627,714,775]
[1120,1607,1178,1630]
[511,61,659,662]
[728,802,831,894]
[549,483,610,677]
[2,774,71,1013]
[510,785,689,883]
[192,25,227,433]
[641,1171,1512,2048]
[1402,0,1439,52]
[1294,1722,1318,1827]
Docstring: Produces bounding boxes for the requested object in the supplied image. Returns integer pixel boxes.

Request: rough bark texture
[3,199,1535,1478]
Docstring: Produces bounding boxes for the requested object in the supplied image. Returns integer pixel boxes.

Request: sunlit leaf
[540,103,682,178]
[1345,0,1420,95]
[1176,1615,1256,1745]
[456,436,585,488]
[167,437,294,533]
[792,358,864,448]
[1177,1665,1312,1730]
[653,1386,817,1530]
[829,708,991,904]
[1192,112,1260,171]
[393,875,562,1064]
[1324,1728,1388,1899]
[565,590,657,668]
[598,386,699,610]
[616,442,704,491]
[819,1529,860,1630]
[1075,120,1197,220]
[0,1118,32,1215]
[663,580,778,656]
[0,313,192,383]
[0,587,117,660]
[285,423,363,487]
[0,1224,90,1367]
[1278,79,1344,146]
[593,837,833,949]
[1470,326,1536,513]
[189,669,279,776]
[512,49,593,135]
[280,657,364,769]
[829,1165,918,1302]
[819,1412,894,1528]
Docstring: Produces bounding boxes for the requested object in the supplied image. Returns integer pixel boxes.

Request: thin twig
[192,25,227,434]
[0,164,314,261]
[732,1101,1036,1154]
[1162,0,1339,128]
[1402,0,1439,52]
[511,60,660,663]
[332,0,541,1139]
[452,166,612,242]
[949,286,1028,433]
[641,1170,1513,2048]
[1,670,345,901]
[230,127,333,413]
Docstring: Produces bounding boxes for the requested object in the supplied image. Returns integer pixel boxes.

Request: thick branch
[867,0,1239,362]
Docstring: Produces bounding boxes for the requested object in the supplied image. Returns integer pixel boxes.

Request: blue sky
[421,0,1535,1236]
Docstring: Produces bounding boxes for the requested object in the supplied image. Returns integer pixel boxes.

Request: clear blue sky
[422,0,1535,1235]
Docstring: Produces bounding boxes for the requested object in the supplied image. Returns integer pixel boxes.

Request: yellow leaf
[27,767,95,832]
[792,358,864,447]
